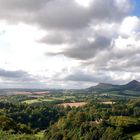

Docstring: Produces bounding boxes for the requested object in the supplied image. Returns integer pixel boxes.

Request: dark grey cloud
[0,69,36,82]
[0,0,49,23]
[47,36,111,59]
[80,39,140,73]
[63,36,111,60]
[0,0,132,61]
[0,0,47,11]
[63,70,123,84]
[89,0,132,22]
[64,72,102,82]
[0,0,132,30]
[40,32,69,45]
[105,54,140,72]
[0,69,49,88]
[0,0,89,29]
[36,0,91,30]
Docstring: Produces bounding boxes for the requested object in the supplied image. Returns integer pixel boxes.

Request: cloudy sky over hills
[0,0,140,88]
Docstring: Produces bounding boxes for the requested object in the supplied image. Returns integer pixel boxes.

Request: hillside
[85,80,140,95]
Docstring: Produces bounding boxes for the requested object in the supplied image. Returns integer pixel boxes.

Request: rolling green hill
[85,80,140,96]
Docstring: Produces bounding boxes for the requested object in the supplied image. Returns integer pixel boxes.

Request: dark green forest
[0,94,140,139]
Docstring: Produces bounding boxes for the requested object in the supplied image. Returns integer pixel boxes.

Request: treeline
[45,99,140,140]
[0,98,140,139]
[0,102,66,134]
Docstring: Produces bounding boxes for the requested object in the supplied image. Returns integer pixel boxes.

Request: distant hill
[122,80,140,90]
[85,80,140,93]
[86,83,119,92]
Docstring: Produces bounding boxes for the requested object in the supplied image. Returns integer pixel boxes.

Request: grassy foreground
[132,132,140,140]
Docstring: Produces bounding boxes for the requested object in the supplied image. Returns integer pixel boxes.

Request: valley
[0,80,140,139]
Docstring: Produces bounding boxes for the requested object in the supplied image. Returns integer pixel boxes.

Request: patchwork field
[59,102,87,107]
[23,98,54,104]
[22,95,76,104]
[101,101,115,105]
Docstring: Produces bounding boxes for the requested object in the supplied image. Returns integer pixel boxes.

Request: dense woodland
[0,94,140,139]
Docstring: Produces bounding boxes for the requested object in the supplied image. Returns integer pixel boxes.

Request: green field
[35,131,44,139]
[0,130,45,140]
[132,132,140,140]
[22,95,76,104]
[23,98,54,104]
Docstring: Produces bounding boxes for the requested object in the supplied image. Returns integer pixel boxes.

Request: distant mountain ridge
[86,80,140,93]
[123,80,140,90]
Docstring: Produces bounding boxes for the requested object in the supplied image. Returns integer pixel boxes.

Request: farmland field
[101,101,115,105]
[22,95,77,104]
[22,98,54,104]
[0,89,140,139]
[59,102,87,107]
[132,132,140,140]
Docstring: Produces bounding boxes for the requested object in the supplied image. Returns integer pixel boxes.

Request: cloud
[0,69,36,81]
[0,0,139,89]
[37,0,131,30]
[0,0,89,29]
[64,70,110,83]
[81,30,140,73]
[0,0,132,29]
[0,68,49,88]
[49,36,111,60]
[0,0,133,61]
[39,31,69,45]
[37,0,132,61]
[62,69,136,85]
[119,16,140,36]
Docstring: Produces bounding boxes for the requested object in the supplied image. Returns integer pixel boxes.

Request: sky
[0,0,140,89]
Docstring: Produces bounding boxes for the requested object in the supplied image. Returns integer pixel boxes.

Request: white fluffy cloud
[119,16,140,36]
